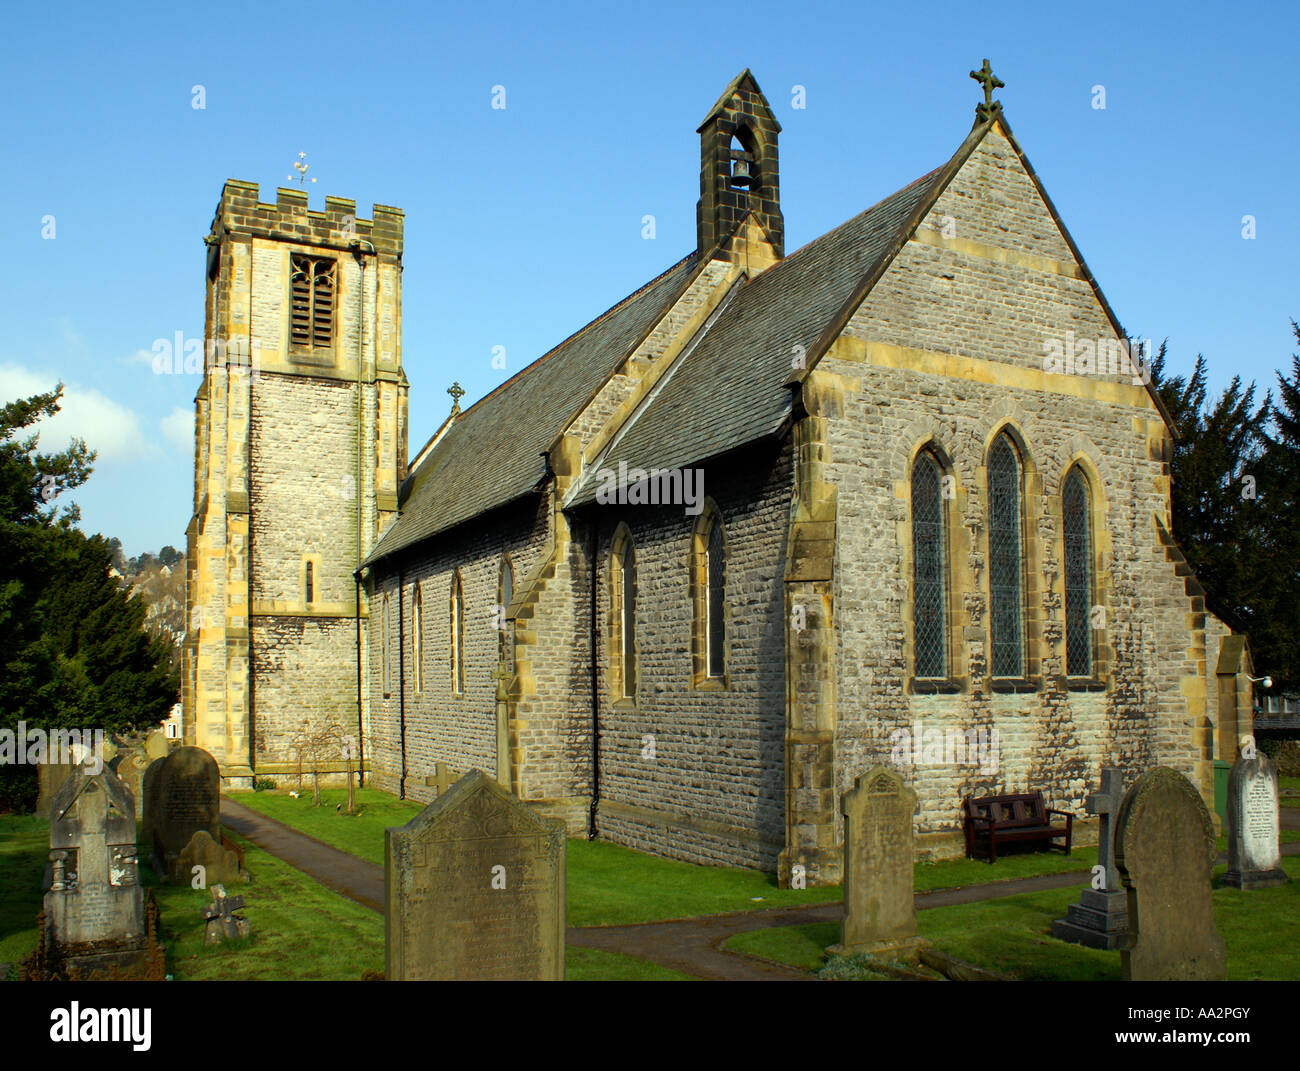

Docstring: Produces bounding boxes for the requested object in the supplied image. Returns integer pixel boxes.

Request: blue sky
[1,0,1295,556]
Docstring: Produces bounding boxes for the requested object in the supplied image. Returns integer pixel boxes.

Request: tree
[0,386,178,811]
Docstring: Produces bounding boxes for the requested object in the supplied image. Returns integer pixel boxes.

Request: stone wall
[591,441,792,870]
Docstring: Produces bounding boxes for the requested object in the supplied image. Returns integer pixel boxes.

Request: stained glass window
[988,436,1024,677]
[1063,468,1093,677]
[911,451,946,678]
[706,518,726,677]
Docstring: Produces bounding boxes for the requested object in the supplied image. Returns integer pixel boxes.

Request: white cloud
[122,348,156,367]
[0,365,155,464]
[160,406,193,452]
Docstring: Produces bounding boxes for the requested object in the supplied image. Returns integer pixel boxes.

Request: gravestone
[203,885,251,945]
[35,761,77,819]
[424,762,462,798]
[176,830,250,886]
[1223,752,1288,890]
[1114,766,1226,981]
[386,769,565,980]
[827,766,927,961]
[140,757,166,851]
[109,753,145,820]
[144,730,170,762]
[21,762,165,980]
[1053,767,1129,948]
[147,746,221,871]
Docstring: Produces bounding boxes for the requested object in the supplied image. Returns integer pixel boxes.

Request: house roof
[365,252,700,565]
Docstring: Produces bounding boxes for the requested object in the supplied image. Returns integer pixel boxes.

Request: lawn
[724,854,1300,980]
[0,815,687,981]
[1281,775,1300,809]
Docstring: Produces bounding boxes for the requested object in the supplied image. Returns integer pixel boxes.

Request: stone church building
[185,69,1252,883]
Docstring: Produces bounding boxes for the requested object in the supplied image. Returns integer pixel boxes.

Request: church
[184,67,1253,884]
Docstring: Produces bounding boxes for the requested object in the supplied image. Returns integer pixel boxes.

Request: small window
[412,584,423,694]
[611,531,637,700]
[290,255,336,351]
[499,558,514,670]
[450,572,465,695]
[304,560,315,605]
[1062,467,1093,677]
[706,518,726,678]
[382,593,391,698]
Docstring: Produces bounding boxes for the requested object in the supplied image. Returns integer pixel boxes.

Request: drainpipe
[352,239,376,786]
[589,518,600,839]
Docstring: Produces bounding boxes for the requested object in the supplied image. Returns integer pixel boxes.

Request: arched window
[911,450,947,678]
[382,593,391,698]
[412,583,423,694]
[304,560,315,605]
[1062,467,1093,677]
[499,557,514,670]
[611,531,637,699]
[987,434,1025,678]
[729,128,758,189]
[450,572,465,694]
[706,516,726,678]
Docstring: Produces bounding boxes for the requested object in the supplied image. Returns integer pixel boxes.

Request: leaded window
[911,451,947,678]
[614,537,637,699]
[988,436,1024,678]
[499,558,514,670]
[450,574,465,694]
[706,518,726,677]
[1062,468,1093,677]
[412,584,423,694]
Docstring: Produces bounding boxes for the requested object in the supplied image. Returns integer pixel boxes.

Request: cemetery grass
[229,789,1110,927]
[1282,775,1300,808]
[0,815,47,979]
[723,854,1300,980]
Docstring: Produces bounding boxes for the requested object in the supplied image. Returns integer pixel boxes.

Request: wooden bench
[962,792,1073,862]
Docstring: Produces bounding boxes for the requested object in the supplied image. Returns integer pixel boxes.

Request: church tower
[697,69,784,258]
[183,183,408,785]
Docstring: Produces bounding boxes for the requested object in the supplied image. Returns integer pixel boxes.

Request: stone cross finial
[969,59,1004,122]
[448,382,465,414]
[1087,767,1125,891]
[424,762,460,798]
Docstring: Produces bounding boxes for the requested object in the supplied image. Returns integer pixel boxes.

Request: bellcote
[696,70,784,259]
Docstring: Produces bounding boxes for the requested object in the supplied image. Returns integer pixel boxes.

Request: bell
[731,156,754,187]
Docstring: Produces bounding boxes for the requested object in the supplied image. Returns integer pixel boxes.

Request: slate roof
[566,165,948,506]
[366,252,700,564]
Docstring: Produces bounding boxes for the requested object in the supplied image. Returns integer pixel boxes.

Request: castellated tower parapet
[183,181,408,786]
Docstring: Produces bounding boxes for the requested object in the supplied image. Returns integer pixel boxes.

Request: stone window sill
[990,677,1040,694]
[1066,677,1108,692]
[910,678,963,695]
[693,676,730,692]
[612,697,637,712]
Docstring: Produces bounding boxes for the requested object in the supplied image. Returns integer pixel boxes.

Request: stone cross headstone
[386,769,565,980]
[110,753,145,820]
[148,746,221,868]
[828,766,927,961]
[203,884,251,945]
[1223,752,1288,890]
[423,762,461,798]
[1053,767,1129,948]
[1114,766,1226,981]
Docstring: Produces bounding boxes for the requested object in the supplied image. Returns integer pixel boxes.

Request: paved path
[220,796,1300,981]
[220,798,385,912]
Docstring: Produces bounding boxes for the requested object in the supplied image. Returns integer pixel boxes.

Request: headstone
[827,766,927,961]
[1223,752,1289,890]
[144,730,170,761]
[423,762,462,798]
[140,757,166,851]
[20,762,166,980]
[1114,766,1226,981]
[148,746,220,870]
[175,830,249,886]
[35,761,77,819]
[386,769,565,980]
[1053,767,1129,948]
[203,885,251,945]
[109,753,145,820]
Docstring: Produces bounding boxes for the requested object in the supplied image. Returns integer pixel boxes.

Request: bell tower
[183,182,408,786]
[696,69,784,258]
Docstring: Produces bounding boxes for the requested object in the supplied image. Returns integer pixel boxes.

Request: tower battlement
[209,180,404,258]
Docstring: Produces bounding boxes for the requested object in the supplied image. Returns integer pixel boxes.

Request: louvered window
[912,451,947,678]
[290,255,336,351]
[1062,468,1093,677]
[988,436,1025,678]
